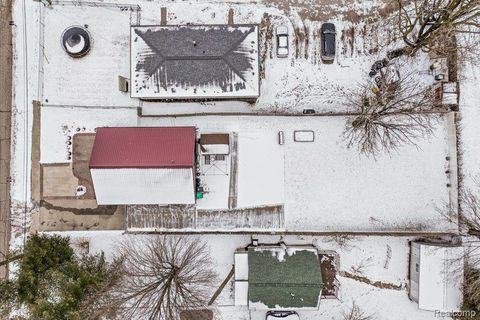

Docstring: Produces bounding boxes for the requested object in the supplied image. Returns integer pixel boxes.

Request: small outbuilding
[199,133,230,156]
[89,127,196,205]
[130,25,259,100]
[234,245,323,310]
[409,241,463,312]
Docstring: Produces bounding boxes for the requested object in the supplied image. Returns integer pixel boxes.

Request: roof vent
[61,26,91,58]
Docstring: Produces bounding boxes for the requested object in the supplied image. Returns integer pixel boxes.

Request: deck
[126,204,285,231]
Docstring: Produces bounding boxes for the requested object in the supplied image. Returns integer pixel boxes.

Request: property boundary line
[125,230,459,236]
[51,0,141,25]
[136,108,452,118]
[0,0,13,279]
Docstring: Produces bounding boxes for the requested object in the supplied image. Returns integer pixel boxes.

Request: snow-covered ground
[41,4,138,107]
[36,0,427,113]
[10,0,437,208]
[38,107,455,232]
[459,62,480,189]
[50,231,451,320]
[29,0,458,232]
[8,0,468,317]
[141,115,455,232]
[40,106,138,163]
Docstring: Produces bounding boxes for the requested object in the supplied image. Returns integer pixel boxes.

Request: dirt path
[339,271,403,290]
[0,0,13,279]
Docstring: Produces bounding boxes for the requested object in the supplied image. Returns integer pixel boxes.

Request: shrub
[17,234,74,304]
[6,234,122,319]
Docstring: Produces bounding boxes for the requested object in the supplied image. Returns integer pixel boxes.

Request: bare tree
[343,301,375,320]
[461,185,480,234]
[439,180,480,313]
[111,236,217,320]
[350,257,374,276]
[464,264,480,313]
[457,182,480,314]
[457,181,480,266]
[395,0,480,58]
[323,235,357,251]
[344,62,438,156]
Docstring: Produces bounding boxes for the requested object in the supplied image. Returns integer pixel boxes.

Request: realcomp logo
[434,310,477,318]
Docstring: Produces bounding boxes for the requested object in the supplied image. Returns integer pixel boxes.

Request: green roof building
[243,246,323,310]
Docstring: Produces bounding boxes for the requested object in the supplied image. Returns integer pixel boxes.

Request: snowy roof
[235,281,249,306]
[131,25,260,99]
[235,252,249,281]
[89,127,196,169]
[415,242,463,312]
[247,246,323,309]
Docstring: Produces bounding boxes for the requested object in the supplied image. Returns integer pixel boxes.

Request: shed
[234,246,323,310]
[409,242,463,312]
[131,25,259,100]
[200,133,230,155]
[89,127,196,205]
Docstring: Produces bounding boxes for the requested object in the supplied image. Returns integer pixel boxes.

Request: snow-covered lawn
[8,0,469,317]
[36,0,422,114]
[39,107,456,231]
[7,0,458,241]
[52,231,447,320]
[237,132,285,208]
[11,0,438,205]
[40,106,137,163]
[459,62,480,189]
[140,115,455,232]
[42,4,138,107]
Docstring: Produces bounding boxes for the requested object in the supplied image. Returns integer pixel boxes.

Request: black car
[321,23,336,62]
[266,311,299,320]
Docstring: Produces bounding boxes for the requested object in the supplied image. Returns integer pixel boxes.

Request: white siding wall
[409,243,420,302]
[91,168,195,205]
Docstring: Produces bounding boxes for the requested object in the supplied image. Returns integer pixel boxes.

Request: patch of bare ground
[339,270,404,290]
[259,13,273,79]
[263,0,404,23]
[320,253,337,296]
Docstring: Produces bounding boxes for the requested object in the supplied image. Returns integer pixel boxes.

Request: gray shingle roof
[131,25,259,99]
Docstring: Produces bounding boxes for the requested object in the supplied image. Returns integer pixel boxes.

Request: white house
[130,25,259,100]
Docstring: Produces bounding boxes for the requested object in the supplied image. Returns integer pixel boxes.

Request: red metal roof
[89,127,196,169]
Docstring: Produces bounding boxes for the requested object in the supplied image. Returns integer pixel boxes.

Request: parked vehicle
[266,311,300,320]
[302,108,315,114]
[321,23,336,61]
[276,25,289,58]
